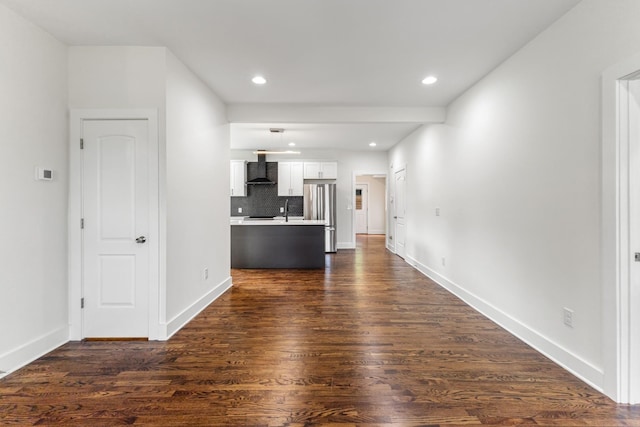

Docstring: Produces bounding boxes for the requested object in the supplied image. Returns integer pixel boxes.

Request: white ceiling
[1,0,580,151]
[231,122,422,152]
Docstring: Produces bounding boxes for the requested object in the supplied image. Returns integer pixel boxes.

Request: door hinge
[635,253,640,262]
[81,218,84,229]
[81,298,84,309]
[80,138,84,149]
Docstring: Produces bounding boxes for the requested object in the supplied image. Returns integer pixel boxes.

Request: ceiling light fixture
[288,142,296,147]
[369,142,377,147]
[253,150,300,155]
[253,129,300,154]
[422,75,438,85]
[252,75,267,85]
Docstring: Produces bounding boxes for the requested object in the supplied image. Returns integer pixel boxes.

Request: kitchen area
[230,151,338,269]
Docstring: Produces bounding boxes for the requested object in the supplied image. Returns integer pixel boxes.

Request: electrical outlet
[280,207,284,213]
[238,207,242,213]
[563,307,574,328]
[203,268,209,281]
[435,207,440,216]
[441,257,446,266]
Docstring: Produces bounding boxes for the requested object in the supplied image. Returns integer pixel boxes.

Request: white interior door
[355,184,368,234]
[82,119,150,338]
[627,79,640,402]
[394,169,406,259]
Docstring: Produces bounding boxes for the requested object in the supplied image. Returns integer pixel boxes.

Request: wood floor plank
[0,235,638,425]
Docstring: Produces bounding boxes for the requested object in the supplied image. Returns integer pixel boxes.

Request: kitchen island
[231,217,326,268]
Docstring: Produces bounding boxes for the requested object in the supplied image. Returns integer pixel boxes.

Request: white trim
[405,254,605,391]
[68,109,160,341]
[0,326,68,379]
[337,242,356,250]
[161,277,233,340]
[367,229,386,235]
[602,53,640,404]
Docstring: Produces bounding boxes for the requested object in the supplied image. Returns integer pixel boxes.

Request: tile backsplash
[230,161,303,217]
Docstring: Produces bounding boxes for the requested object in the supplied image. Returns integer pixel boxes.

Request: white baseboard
[367,229,385,235]
[161,276,232,340]
[0,326,69,379]
[337,242,356,250]
[405,254,604,391]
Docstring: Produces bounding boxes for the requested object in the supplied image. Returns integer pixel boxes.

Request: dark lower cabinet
[231,225,325,269]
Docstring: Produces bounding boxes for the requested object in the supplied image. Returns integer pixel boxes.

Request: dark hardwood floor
[1,235,639,425]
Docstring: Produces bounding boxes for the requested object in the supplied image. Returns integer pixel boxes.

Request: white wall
[230,149,387,248]
[389,0,640,394]
[68,46,167,110]
[356,175,386,234]
[68,46,167,338]
[164,51,231,335]
[69,46,231,339]
[0,4,68,375]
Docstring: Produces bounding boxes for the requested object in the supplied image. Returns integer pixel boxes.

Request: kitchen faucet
[284,199,289,222]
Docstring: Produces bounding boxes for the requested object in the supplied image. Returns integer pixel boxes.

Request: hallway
[1,235,638,425]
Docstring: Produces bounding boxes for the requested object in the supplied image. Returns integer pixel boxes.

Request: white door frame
[69,109,160,341]
[602,54,640,403]
[352,170,387,249]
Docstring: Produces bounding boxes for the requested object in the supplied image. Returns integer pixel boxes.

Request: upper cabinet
[230,160,246,197]
[278,161,304,196]
[303,161,338,180]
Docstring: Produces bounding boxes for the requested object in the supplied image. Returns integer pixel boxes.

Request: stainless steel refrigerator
[303,183,337,252]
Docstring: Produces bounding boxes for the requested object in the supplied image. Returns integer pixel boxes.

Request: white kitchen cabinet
[319,162,338,179]
[278,162,304,196]
[230,160,246,197]
[303,161,337,179]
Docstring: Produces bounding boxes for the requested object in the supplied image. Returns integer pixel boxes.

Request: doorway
[602,60,640,403]
[627,78,640,404]
[617,77,640,403]
[69,110,160,340]
[355,174,387,236]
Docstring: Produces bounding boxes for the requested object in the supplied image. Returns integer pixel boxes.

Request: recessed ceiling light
[288,142,296,147]
[369,142,377,147]
[421,75,438,85]
[252,75,267,85]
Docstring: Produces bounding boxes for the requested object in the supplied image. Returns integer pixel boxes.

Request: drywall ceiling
[231,123,421,152]
[0,0,580,150]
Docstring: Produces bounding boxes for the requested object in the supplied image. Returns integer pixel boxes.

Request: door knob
[136,236,147,244]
